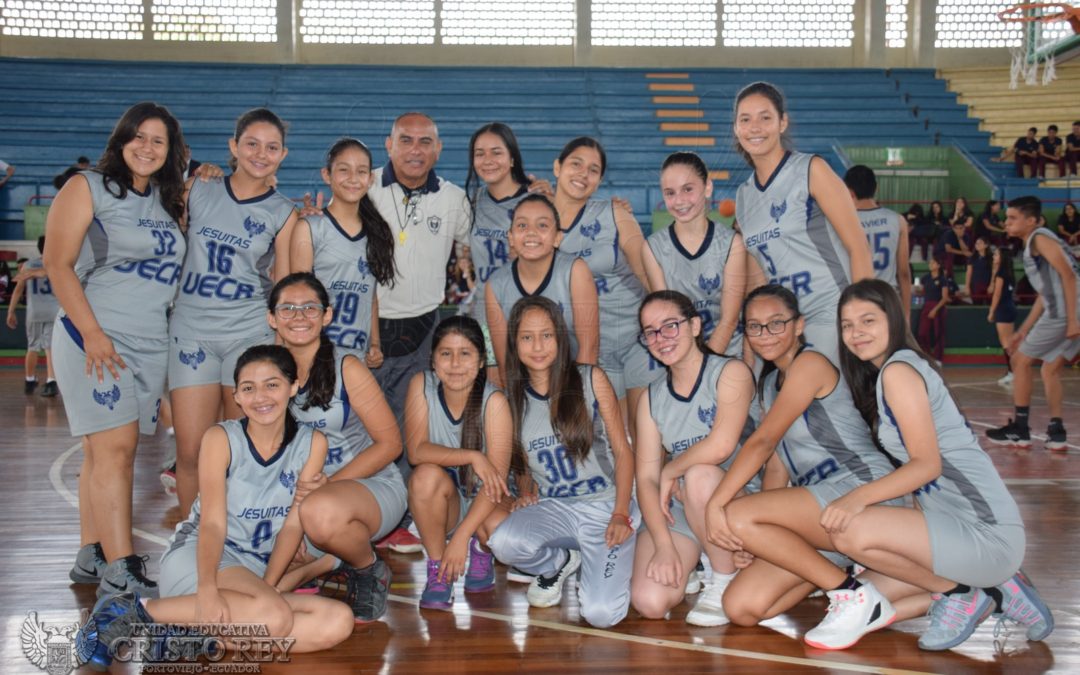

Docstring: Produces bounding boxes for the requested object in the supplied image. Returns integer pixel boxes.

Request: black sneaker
[97,554,159,599]
[39,381,59,397]
[344,556,392,623]
[986,419,1032,448]
[1046,421,1067,452]
[24,379,38,395]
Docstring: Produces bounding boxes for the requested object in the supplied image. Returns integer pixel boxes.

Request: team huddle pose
[35,81,1070,668]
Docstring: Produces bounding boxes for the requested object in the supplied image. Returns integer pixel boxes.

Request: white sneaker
[804,581,896,650]
[686,572,734,627]
[997,372,1014,387]
[685,568,702,596]
[526,550,581,608]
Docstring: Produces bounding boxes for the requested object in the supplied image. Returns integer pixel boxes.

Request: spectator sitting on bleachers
[1067,121,1080,177]
[940,218,971,277]
[963,236,992,303]
[906,203,934,261]
[1001,127,1040,177]
[928,200,947,235]
[1038,125,1066,178]
[1058,202,1079,257]
[977,200,1006,247]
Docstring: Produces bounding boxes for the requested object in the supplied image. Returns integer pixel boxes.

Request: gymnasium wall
[0,0,1029,69]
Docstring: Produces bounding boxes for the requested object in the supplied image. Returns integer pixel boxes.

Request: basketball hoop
[998,3,1080,87]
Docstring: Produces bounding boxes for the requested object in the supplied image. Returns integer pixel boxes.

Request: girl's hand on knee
[294,473,327,505]
[511,492,538,512]
[733,550,755,569]
[471,454,509,504]
[605,513,633,548]
[704,499,742,552]
[439,536,469,583]
[195,585,230,624]
[820,493,866,534]
[646,546,683,589]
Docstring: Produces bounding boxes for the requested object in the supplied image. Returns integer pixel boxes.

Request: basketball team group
[17,79,1077,669]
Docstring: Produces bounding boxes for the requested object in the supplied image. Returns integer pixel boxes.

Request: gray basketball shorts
[1019,315,1080,362]
[159,535,266,598]
[168,331,274,390]
[924,511,1025,588]
[305,471,409,560]
[52,316,167,437]
[27,320,53,352]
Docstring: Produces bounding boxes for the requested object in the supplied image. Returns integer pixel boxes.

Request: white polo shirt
[370,164,470,319]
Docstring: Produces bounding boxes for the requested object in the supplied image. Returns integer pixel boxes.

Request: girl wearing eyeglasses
[169,108,300,517]
[290,138,397,368]
[641,152,747,359]
[704,284,913,650]
[266,272,405,624]
[630,290,756,627]
[485,193,599,386]
[733,82,872,364]
[487,296,637,628]
[403,315,512,609]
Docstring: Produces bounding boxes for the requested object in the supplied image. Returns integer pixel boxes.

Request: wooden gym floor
[0,366,1077,674]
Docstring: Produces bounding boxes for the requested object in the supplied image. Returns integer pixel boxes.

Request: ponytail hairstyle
[466,122,530,227]
[660,151,709,183]
[97,102,187,224]
[504,297,591,476]
[323,138,396,288]
[268,272,336,411]
[638,290,713,358]
[233,344,300,447]
[229,107,288,172]
[430,316,489,494]
[733,82,792,167]
[837,279,936,433]
[742,284,805,400]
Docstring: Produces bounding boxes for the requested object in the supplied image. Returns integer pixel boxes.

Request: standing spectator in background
[181,144,201,180]
[367,112,471,552]
[445,249,476,306]
[940,219,971,278]
[917,256,953,363]
[6,236,59,396]
[1057,202,1079,257]
[977,200,1006,246]
[988,245,1018,387]
[1012,127,1040,178]
[906,203,934,262]
[963,236,993,303]
[1038,125,1066,178]
[1066,121,1080,177]
[0,157,14,188]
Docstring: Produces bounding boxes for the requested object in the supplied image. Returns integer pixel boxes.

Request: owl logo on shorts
[580,220,601,241]
[178,348,206,370]
[697,274,721,294]
[92,385,122,411]
[698,404,716,427]
[279,469,297,494]
[243,216,267,238]
[770,199,787,224]
[357,259,370,277]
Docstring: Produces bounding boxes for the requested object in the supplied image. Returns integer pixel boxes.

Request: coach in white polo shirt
[369,112,470,430]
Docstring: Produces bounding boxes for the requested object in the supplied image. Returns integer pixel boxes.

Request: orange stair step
[649,83,695,92]
[656,109,705,118]
[664,137,716,147]
[653,96,700,104]
[646,72,690,79]
[708,170,731,181]
[661,122,709,132]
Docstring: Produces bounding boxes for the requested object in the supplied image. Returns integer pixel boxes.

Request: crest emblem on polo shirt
[427,216,442,234]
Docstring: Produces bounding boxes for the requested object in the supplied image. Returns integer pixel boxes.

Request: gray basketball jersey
[290,348,400,483]
[736,152,852,322]
[1023,227,1080,320]
[520,364,617,501]
[423,369,500,497]
[172,178,295,339]
[876,350,1022,527]
[648,353,754,472]
[558,199,645,360]
[857,207,903,289]
[761,356,893,488]
[24,257,59,323]
[307,212,376,356]
[469,186,529,325]
[69,171,186,339]
[488,250,579,358]
[646,221,735,339]
[168,419,314,565]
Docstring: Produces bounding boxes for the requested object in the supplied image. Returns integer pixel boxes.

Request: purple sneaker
[419,558,453,610]
[464,537,495,593]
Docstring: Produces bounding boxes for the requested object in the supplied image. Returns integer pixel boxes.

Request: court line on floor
[948,381,1080,407]
[967,419,1080,451]
[49,441,933,675]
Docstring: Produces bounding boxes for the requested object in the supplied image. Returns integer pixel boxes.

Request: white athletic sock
[26,376,37,382]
